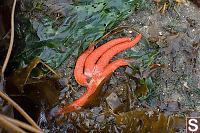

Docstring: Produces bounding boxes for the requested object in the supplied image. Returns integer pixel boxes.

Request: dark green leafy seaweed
[126,40,159,70]
[13,0,146,69]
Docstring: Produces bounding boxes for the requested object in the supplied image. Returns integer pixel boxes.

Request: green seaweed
[13,0,147,69]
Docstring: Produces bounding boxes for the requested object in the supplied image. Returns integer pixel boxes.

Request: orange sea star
[57,34,141,114]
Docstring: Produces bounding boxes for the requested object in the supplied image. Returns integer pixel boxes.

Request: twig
[1,114,44,133]
[69,84,76,93]
[96,25,149,46]
[38,57,62,79]
[0,91,41,130]
[0,116,26,133]
[0,0,44,132]
[0,75,3,91]
[0,0,16,75]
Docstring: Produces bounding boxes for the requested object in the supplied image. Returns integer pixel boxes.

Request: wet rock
[58,78,69,86]
[90,107,102,114]
[96,115,105,123]
[166,102,181,112]
[83,119,95,128]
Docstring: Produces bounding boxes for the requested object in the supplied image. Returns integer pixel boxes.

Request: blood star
[57,33,141,114]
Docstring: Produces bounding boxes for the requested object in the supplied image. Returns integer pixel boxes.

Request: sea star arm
[57,81,97,114]
[84,37,131,77]
[57,59,131,114]
[95,34,141,72]
[101,59,129,79]
[74,42,95,86]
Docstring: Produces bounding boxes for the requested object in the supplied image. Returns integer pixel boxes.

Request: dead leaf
[6,57,61,93]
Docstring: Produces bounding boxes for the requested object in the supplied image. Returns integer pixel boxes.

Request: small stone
[90,107,102,114]
[96,115,105,122]
[83,119,94,128]
[59,93,65,100]
[106,92,122,111]
[59,78,69,86]
[61,100,66,105]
